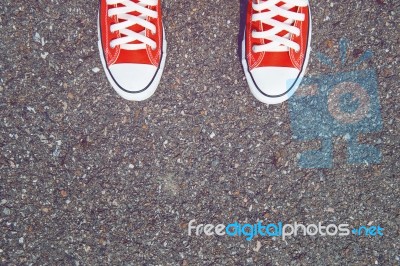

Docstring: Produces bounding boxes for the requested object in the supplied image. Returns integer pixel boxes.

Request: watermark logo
[288,39,383,168]
[188,219,384,241]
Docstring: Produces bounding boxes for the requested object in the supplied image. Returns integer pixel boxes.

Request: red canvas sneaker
[241,0,311,104]
[98,0,166,101]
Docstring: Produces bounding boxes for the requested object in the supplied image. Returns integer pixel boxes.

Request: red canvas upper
[245,1,310,70]
[99,0,163,67]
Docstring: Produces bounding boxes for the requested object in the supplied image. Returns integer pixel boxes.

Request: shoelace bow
[252,0,308,53]
[107,0,158,50]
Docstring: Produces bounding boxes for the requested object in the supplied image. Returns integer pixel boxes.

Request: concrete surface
[0,0,399,265]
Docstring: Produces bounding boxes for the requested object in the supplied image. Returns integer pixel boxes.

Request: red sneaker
[98,0,166,101]
[241,0,311,104]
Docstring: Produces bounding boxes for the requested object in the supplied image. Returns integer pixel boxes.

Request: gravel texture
[1,0,399,265]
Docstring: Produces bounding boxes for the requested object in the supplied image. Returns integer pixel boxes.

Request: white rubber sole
[97,16,167,101]
[241,13,312,104]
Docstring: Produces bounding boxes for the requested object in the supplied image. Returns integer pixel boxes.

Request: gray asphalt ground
[1,0,399,265]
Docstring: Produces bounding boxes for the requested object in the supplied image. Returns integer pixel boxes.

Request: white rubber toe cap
[250,67,300,98]
[108,63,158,93]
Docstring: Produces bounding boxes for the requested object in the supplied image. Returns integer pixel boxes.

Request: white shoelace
[252,0,308,53]
[107,0,158,50]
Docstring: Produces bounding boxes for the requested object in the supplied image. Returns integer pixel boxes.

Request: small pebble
[3,208,11,215]
[60,190,68,198]
[41,52,49,59]
[92,67,100,73]
[253,241,262,252]
[326,207,335,213]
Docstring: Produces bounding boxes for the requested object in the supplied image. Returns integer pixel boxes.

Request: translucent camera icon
[289,39,383,168]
